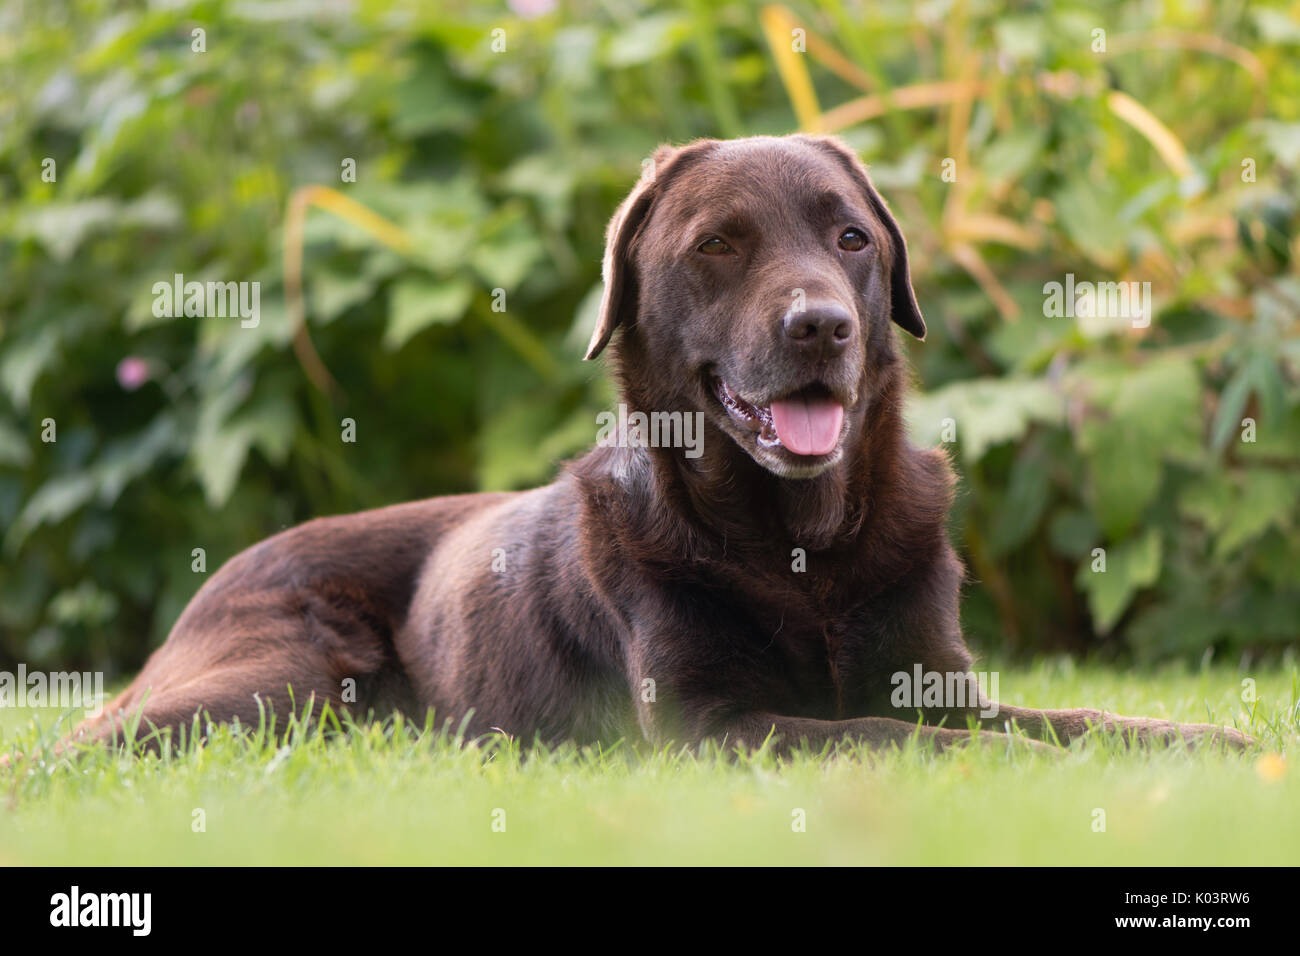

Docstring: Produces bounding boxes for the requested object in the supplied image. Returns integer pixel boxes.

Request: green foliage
[0,0,1297,672]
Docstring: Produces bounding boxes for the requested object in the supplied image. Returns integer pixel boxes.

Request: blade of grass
[760,4,822,131]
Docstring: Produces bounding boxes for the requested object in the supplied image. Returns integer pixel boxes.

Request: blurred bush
[1,0,1297,675]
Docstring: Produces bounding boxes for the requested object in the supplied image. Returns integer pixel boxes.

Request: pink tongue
[769,396,844,456]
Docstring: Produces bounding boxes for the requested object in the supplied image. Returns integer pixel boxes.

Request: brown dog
[72,135,1247,755]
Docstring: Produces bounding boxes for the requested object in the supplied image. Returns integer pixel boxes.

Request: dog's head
[586,135,924,480]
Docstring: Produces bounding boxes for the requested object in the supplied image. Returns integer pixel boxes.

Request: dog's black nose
[781,304,854,353]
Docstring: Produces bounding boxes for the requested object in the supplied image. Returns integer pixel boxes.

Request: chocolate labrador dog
[72,134,1247,755]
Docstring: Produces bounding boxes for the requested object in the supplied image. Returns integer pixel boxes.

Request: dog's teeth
[716,379,768,432]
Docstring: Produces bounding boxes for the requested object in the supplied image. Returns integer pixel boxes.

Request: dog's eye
[838,228,868,252]
[697,237,733,256]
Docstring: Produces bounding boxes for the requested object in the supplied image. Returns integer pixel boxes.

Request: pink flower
[509,0,556,18]
[116,356,151,391]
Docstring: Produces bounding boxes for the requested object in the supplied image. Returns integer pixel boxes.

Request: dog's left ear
[584,146,670,361]
[801,136,926,340]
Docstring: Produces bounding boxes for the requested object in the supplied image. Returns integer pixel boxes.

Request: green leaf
[1214,469,1296,557]
[17,198,119,262]
[989,444,1051,557]
[501,155,578,231]
[469,229,545,291]
[1127,593,1229,660]
[1250,120,1300,167]
[1237,402,1300,462]
[1178,472,1234,534]
[1053,179,1122,266]
[1251,9,1300,44]
[1080,427,1162,540]
[95,414,180,504]
[239,394,298,467]
[979,129,1045,186]
[1077,357,1200,537]
[905,378,1063,462]
[190,383,256,507]
[0,419,31,467]
[310,269,378,324]
[393,53,480,136]
[1212,353,1284,452]
[191,423,254,508]
[1048,508,1100,560]
[384,278,474,350]
[993,17,1046,60]
[6,474,97,553]
[605,14,689,67]
[477,396,593,491]
[1210,365,1254,452]
[1076,529,1162,634]
[49,580,119,627]
[1245,351,1286,431]
[16,193,180,262]
[0,327,60,411]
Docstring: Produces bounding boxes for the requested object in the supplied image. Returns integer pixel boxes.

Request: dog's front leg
[989,704,1252,750]
[625,615,1052,757]
[924,687,1252,750]
[713,712,1057,757]
[628,658,1050,755]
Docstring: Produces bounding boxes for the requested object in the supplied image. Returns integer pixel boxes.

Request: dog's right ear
[584,145,674,361]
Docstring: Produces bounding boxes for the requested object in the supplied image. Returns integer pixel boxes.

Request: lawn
[1,659,1295,866]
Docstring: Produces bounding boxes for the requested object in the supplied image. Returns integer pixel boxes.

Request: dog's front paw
[1143,721,1254,751]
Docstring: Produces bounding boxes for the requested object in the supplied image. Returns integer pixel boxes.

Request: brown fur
[67,135,1247,756]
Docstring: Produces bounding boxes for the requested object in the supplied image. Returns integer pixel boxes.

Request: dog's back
[76,495,504,745]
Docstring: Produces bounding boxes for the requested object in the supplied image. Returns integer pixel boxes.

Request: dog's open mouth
[713,378,845,457]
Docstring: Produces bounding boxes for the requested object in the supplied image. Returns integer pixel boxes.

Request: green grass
[2,659,1296,866]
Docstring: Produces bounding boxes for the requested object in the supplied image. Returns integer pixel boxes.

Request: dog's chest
[748,598,885,720]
